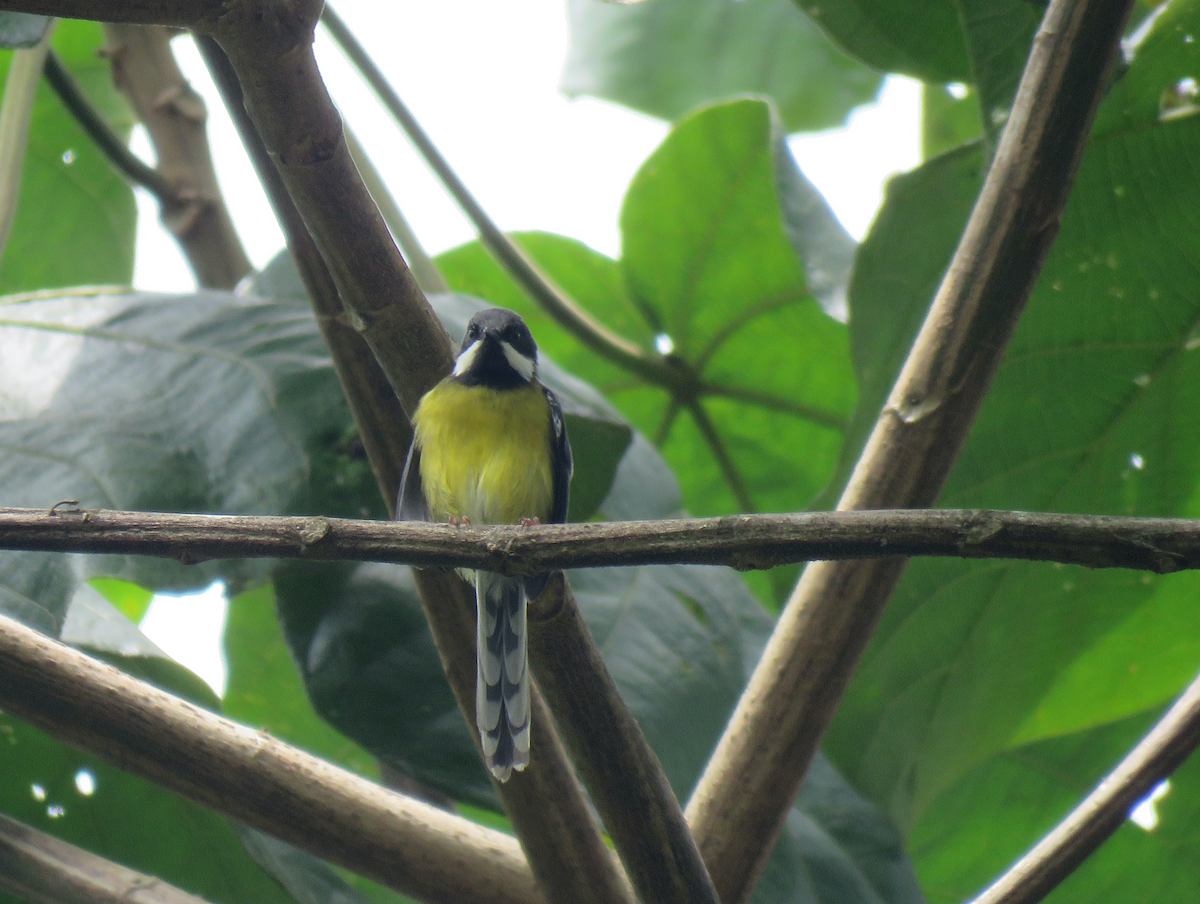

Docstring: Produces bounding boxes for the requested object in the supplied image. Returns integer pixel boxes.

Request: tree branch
[101,24,251,289]
[529,573,722,904]
[193,36,633,904]
[683,0,1138,899]
[0,812,213,904]
[0,611,543,904]
[970,667,1200,904]
[0,0,216,27]
[3,506,1200,574]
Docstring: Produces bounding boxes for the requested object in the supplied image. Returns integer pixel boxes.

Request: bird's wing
[396,437,431,521]
[544,385,573,525]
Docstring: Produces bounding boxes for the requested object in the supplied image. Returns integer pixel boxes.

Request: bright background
[129,0,923,693]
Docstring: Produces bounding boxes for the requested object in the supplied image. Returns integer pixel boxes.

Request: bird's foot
[449,515,472,528]
[518,516,541,527]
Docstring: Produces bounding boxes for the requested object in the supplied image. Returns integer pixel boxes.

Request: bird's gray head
[453,308,539,389]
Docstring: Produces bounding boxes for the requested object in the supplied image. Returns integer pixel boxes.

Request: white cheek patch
[453,340,482,376]
[500,340,536,382]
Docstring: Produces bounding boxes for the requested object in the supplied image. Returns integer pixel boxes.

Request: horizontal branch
[0,611,542,904]
[1,506,1199,574]
[0,0,215,26]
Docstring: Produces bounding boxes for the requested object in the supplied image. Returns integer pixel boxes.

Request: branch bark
[0,812,213,904]
[970,667,1200,904]
[102,24,251,289]
[0,611,543,904]
[5,506,1200,574]
[683,0,1137,900]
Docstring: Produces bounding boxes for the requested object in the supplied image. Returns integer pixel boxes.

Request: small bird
[398,308,572,780]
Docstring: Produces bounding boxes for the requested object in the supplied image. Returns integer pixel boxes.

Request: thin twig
[0,612,543,904]
[41,47,173,201]
[319,4,682,391]
[0,812,213,904]
[3,506,1200,574]
[971,668,1200,904]
[0,20,54,264]
[685,0,1138,899]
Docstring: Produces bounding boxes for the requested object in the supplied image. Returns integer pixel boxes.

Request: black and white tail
[475,571,530,780]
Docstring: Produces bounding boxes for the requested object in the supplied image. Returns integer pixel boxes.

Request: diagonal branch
[0,811,214,904]
[0,611,543,904]
[971,667,1200,904]
[101,24,251,289]
[3,506,1200,575]
[683,0,1138,900]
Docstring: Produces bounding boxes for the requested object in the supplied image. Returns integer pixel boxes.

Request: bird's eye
[466,324,479,340]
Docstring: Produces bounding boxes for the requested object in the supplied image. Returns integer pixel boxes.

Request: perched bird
[398,308,572,780]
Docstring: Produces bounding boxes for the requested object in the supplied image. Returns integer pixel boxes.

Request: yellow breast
[412,379,554,526]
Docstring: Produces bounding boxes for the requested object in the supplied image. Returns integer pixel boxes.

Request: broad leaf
[0,20,136,294]
[562,0,882,134]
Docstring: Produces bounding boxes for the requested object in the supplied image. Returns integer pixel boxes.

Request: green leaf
[921,84,983,160]
[0,714,298,904]
[0,12,50,47]
[438,100,857,527]
[88,575,154,624]
[0,20,136,294]
[791,0,969,83]
[562,0,883,134]
[827,6,1200,898]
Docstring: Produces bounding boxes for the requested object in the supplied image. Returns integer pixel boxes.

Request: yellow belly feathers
[413,379,554,526]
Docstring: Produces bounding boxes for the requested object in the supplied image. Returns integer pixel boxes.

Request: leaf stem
[41,48,172,202]
[685,399,756,513]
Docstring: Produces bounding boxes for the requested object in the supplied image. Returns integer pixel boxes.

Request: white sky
[131,0,922,691]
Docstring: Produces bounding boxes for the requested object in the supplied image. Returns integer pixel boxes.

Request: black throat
[456,336,530,391]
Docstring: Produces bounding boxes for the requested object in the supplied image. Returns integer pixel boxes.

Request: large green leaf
[826,4,1200,898]
[792,0,969,83]
[0,20,136,293]
[562,0,882,134]
[438,99,857,530]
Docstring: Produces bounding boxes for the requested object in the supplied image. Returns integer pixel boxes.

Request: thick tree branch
[971,668,1200,904]
[193,36,633,904]
[684,0,1138,900]
[102,24,251,289]
[0,612,543,904]
[0,812,213,904]
[529,573,722,904]
[2,506,1200,574]
[0,0,215,27]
